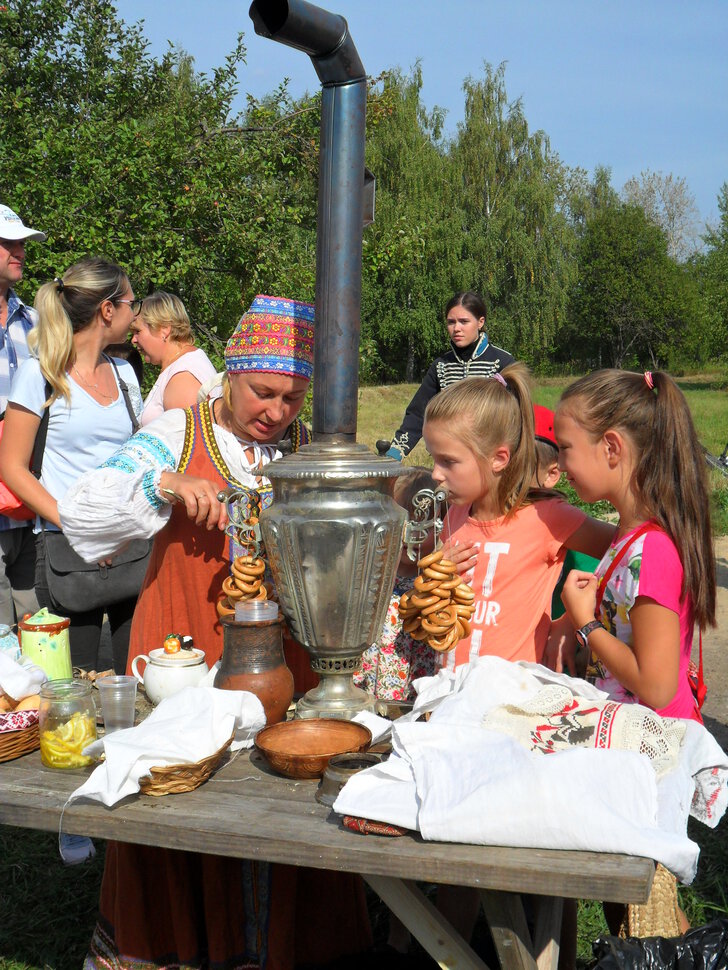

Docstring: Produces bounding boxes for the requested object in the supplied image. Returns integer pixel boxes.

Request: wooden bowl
[254,718,372,779]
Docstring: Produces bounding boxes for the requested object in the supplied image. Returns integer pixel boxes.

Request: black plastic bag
[591,919,728,970]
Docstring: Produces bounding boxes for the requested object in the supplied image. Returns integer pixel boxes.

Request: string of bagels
[398,548,475,652]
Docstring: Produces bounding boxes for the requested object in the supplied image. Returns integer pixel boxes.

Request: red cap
[533,405,557,448]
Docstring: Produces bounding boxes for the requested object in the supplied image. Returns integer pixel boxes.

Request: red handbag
[0,395,51,521]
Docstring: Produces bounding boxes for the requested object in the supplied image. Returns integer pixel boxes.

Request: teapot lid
[147,647,207,668]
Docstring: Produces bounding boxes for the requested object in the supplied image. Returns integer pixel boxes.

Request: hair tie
[491,373,507,387]
[644,371,655,391]
[54,277,64,293]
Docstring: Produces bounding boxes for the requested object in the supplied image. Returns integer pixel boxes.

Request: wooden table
[0,745,654,970]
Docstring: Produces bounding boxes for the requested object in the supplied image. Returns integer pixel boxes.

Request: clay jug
[215,613,294,725]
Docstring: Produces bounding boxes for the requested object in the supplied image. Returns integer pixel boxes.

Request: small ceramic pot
[131,648,209,705]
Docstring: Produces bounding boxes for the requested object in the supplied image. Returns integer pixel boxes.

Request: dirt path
[699,536,728,749]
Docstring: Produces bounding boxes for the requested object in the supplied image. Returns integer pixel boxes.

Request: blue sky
[116,0,727,228]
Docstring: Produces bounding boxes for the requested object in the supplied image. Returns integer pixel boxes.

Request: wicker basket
[0,710,40,763]
[620,863,682,939]
[139,735,234,796]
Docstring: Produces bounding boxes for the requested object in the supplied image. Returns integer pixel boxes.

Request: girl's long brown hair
[424,363,537,517]
[559,370,716,628]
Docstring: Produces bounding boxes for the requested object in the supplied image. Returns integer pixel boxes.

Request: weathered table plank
[0,747,654,904]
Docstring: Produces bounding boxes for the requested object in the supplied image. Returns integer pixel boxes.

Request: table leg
[364,874,492,970]
[480,890,562,970]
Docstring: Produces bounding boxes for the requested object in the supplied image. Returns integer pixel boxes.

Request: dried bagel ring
[454,603,474,618]
[453,586,475,603]
[233,555,266,576]
[222,576,246,600]
[234,577,262,595]
[417,549,444,569]
[435,604,457,626]
[216,596,235,618]
[253,585,268,600]
[437,558,457,573]
[403,615,424,634]
[413,576,440,593]
[410,592,440,610]
[427,625,459,652]
[458,618,471,638]
[232,561,265,581]
[438,576,462,591]
[432,586,452,599]
[420,616,452,636]
[421,599,451,617]
[422,566,455,581]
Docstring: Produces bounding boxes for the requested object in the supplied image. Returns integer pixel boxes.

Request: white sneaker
[59,833,96,865]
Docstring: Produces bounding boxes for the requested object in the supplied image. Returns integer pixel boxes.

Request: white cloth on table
[67,686,266,808]
[333,657,728,884]
[58,407,279,563]
[0,652,47,701]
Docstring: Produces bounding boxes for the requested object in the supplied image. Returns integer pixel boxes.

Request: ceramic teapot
[131,648,209,704]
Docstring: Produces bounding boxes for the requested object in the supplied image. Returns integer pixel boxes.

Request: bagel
[222,576,246,600]
[413,576,440,593]
[458,618,471,638]
[216,596,236,618]
[233,557,266,577]
[453,586,475,603]
[403,615,424,634]
[422,566,456,581]
[410,592,440,610]
[421,599,449,617]
[421,616,452,636]
[427,626,459,652]
[417,549,443,569]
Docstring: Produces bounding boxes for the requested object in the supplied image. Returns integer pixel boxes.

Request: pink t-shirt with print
[589,526,697,720]
[440,498,586,671]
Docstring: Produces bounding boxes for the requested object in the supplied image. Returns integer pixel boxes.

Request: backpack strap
[29,381,52,479]
[104,354,140,434]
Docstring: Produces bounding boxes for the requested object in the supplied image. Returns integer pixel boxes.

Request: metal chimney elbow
[249,0,365,85]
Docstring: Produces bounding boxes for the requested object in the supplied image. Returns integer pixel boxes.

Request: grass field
[2,372,728,969]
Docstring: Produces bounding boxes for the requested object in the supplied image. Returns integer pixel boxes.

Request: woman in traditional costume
[60,295,372,970]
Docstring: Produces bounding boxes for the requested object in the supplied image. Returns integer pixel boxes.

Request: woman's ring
[196,493,207,501]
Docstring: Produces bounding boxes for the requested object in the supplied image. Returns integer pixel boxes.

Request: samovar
[245,0,410,717]
[260,443,405,718]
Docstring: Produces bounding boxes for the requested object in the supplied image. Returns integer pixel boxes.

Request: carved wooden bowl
[254,718,372,779]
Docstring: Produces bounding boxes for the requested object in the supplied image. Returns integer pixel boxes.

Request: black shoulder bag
[42,359,152,613]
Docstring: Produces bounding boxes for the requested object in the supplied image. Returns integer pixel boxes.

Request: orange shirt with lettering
[439,498,586,671]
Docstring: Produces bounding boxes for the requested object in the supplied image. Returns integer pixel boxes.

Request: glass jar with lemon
[39,680,97,769]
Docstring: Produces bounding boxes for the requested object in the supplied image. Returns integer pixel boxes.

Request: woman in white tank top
[130,291,216,425]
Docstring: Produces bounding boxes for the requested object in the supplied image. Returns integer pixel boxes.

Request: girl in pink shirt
[556,369,715,723]
[423,363,615,671]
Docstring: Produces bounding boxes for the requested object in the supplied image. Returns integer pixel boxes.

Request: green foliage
[1,0,319,354]
[562,201,692,369]
[452,64,577,369]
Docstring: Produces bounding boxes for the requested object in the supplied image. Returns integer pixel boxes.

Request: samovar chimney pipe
[249,0,367,444]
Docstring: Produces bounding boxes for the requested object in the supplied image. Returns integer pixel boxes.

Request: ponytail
[31,258,129,405]
[424,363,537,516]
[559,370,716,628]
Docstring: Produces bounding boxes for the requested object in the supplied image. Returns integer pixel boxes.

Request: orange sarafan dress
[85,404,371,970]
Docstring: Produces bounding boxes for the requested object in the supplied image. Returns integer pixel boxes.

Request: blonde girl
[130,291,216,425]
[0,258,142,672]
[423,364,615,671]
[556,370,715,721]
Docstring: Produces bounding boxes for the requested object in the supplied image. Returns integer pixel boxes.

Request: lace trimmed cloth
[482,683,686,778]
